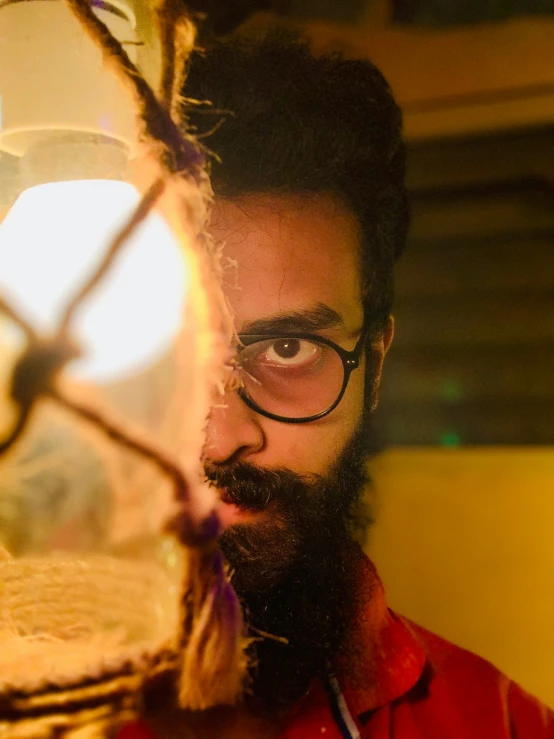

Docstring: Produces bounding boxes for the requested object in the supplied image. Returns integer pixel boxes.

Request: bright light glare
[0,180,188,381]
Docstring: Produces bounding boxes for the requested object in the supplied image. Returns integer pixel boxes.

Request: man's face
[205,192,374,517]
[203,192,391,714]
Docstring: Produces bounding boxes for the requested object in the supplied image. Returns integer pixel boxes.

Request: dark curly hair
[184,32,409,334]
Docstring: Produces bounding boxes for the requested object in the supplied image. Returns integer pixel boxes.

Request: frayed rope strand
[179,549,249,709]
[64,0,204,178]
[155,0,182,112]
[0,0,250,712]
[170,17,198,124]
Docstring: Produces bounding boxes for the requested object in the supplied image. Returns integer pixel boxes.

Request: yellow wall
[366,447,554,709]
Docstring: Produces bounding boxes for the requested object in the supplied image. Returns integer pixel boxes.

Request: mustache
[204,462,321,511]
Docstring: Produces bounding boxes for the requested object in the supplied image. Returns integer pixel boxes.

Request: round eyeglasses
[235,327,367,423]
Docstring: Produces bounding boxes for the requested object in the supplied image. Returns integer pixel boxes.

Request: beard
[203,425,370,719]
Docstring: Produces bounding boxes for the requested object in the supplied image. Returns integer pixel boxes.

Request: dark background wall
[392,0,554,24]
[277,0,554,24]
[373,127,554,446]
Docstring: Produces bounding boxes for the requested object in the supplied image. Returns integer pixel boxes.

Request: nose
[203,389,265,465]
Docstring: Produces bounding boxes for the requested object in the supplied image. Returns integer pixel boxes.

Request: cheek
[260,363,365,476]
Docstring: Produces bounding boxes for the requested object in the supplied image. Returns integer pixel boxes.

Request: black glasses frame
[236,326,368,424]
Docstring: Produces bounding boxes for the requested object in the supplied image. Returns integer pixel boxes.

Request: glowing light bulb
[0,180,188,381]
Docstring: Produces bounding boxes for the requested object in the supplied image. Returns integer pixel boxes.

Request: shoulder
[395,613,554,737]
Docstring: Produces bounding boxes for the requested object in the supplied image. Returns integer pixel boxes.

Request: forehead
[209,193,364,334]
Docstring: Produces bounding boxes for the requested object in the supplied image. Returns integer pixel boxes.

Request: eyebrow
[239,303,345,335]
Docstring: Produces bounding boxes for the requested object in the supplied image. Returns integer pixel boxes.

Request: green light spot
[440,431,461,448]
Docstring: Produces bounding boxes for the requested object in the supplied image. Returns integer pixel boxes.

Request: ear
[368,315,394,412]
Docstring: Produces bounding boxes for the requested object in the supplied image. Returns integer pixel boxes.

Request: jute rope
[0,0,247,724]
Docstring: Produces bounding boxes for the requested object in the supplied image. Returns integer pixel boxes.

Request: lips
[215,488,268,530]
[204,461,287,512]
[218,486,260,512]
[218,487,233,505]
[218,486,247,508]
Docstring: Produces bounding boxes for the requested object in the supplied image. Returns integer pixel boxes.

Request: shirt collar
[334,551,427,718]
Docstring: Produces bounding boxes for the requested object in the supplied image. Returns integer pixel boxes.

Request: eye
[260,338,321,367]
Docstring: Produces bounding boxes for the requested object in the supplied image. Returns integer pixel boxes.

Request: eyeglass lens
[238,337,345,419]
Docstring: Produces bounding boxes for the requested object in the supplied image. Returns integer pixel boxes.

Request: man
[178,33,554,737]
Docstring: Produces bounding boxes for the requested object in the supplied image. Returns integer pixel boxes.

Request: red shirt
[279,554,554,738]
